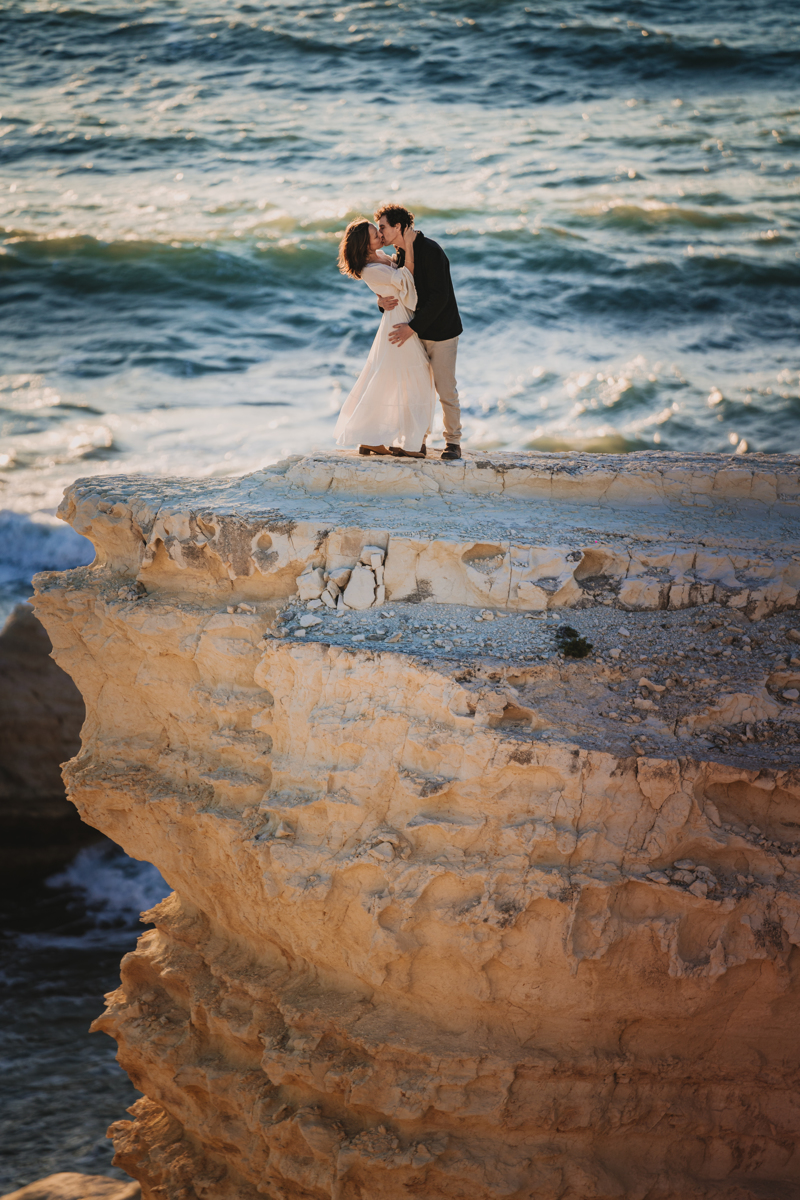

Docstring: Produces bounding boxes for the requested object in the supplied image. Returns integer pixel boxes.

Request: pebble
[299,614,322,628]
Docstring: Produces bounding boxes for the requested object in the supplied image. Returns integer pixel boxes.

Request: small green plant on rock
[555,624,593,658]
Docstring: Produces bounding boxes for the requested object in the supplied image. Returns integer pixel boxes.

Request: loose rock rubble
[265,598,800,766]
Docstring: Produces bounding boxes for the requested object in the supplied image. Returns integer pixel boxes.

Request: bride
[334,218,436,458]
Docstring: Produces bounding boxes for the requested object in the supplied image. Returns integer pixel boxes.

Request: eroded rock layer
[33,451,800,1200]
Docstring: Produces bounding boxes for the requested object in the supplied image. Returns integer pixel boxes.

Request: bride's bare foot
[358,444,391,455]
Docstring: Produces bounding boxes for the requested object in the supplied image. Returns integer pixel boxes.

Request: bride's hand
[402,225,417,252]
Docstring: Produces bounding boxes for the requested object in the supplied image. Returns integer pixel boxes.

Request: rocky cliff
[0,602,89,877]
[32,451,800,1200]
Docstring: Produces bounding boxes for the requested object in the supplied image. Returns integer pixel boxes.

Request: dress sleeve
[393,265,418,310]
[361,263,418,310]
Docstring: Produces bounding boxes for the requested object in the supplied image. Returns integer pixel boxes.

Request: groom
[374,203,463,461]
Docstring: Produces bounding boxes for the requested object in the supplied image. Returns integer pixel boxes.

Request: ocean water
[0,843,170,1190]
[1,0,799,594]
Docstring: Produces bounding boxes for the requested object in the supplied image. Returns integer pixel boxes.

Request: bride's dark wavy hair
[338,219,372,278]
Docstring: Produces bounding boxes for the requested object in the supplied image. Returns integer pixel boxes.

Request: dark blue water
[0,843,170,1191]
[1,0,799,578]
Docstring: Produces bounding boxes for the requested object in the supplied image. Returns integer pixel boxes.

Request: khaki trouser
[421,336,461,444]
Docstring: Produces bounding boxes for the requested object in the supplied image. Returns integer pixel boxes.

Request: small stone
[320,591,336,609]
[618,628,631,637]
[299,614,322,628]
[787,629,800,644]
[353,633,366,642]
[783,689,799,700]
[370,841,395,861]
[646,871,670,884]
[343,564,376,610]
[480,610,495,620]
[386,631,402,643]
[674,860,695,869]
[297,567,326,601]
[688,880,708,899]
[609,648,621,659]
[329,567,352,589]
[705,801,722,827]
[307,598,323,610]
[238,603,256,614]
[361,545,385,566]
[227,605,236,614]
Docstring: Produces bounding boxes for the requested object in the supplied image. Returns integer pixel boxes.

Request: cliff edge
[32,450,800,1200]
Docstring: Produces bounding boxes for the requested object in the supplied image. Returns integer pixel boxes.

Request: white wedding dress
[335,261,436,450]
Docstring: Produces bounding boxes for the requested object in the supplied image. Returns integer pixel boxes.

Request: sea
[2,0,800,608]
[0,844,170,1189]
[0,0,799,1186]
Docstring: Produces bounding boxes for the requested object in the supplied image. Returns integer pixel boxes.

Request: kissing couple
[334,204,463,461]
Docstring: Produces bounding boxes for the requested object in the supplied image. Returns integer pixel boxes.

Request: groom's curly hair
[337,219,372,278]
[374,203,414,233]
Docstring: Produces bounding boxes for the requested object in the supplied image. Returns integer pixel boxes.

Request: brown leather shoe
[390,445,427,458]
[358,444,391,455]
[440,443,462,460]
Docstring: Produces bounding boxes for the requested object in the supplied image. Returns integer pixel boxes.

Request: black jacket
[396,230,462,342]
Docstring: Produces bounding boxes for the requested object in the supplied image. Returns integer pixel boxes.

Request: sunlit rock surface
[2,1173,140,1200]
[33,451,800,1200]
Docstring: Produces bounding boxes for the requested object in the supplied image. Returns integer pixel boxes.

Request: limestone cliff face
[33,452,800,1200]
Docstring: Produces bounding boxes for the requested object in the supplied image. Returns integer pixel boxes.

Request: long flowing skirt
[335,306,436,450]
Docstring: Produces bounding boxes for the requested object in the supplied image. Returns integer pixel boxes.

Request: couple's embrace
[335,204,463,461]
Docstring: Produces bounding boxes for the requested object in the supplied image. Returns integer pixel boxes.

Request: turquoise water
[1,0,799,573]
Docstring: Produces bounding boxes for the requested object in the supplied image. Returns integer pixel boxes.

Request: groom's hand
[388,323,414,346]
[378,295,398,310]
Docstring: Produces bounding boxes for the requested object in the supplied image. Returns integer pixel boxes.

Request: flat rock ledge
[33,450,800,1200]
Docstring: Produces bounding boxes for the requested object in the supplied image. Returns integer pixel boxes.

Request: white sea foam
[0,510,93,583]
[47,843,171,929]
[0,510,94,622]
